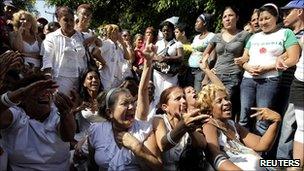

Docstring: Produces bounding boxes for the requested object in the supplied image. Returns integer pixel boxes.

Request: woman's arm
[54,92,76,142]
[238,108,281,152]
[153,109,209,152]
[188,130,207,149]
[9,31,24,52]
[21,52,41,59]
[124,131,163,171]
[201,44,215,68]
[282,44,301,68]
[235,48,250,66]
[118,37,135,63]
[135,47,153,121]
[163,47,184,61]
[203,123,242,171]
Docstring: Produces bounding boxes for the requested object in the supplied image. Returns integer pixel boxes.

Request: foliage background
[11,0,289,39]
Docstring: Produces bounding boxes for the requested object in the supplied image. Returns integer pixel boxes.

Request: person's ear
[106,108,113,119]
[161,104,168,113]
[298,9,304,16]
[182,31,185,36]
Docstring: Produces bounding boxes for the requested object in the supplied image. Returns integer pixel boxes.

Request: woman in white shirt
[41,6,87,95]
[153,21,184,104]
[98,24,133,90]
[88,45,162,171]
[10,10,42,69]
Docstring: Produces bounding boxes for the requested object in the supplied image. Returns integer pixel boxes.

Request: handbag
[154,40,181,76]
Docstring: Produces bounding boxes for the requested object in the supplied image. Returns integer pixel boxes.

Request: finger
[250,111,263,118]
[192,114,210,122]
[58,92,73,107]
[250,107,261,111]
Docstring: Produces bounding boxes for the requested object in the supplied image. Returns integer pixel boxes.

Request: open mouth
[37,99,50,104]
[124,113,135,121]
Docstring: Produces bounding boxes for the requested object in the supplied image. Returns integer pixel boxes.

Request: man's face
[283,9,301,28]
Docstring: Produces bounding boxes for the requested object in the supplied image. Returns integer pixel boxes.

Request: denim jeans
[276,103,296,159]
[191,68,204,92]
[239,77,280,135]
[216,73,242,120]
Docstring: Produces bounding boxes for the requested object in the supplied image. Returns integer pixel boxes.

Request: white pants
[153,70,178,105]
[295,107,304,143]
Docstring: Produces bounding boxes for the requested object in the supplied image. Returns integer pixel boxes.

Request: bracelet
[1,92,21,107]
[166,131,178,146]
[214,154,228,169]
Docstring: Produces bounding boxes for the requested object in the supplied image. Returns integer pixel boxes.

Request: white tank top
[154,114,189,171]
[23,40,41,67]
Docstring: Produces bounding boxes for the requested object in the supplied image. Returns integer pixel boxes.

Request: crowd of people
[0,0,303,170]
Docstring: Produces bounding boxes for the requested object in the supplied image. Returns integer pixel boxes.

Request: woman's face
[122,31,131,42]
[222,8,238,30]
[211,90,232,120]
[145,28,153,39]
[162,25,173,41]
[77,8,92,28]
[184,86,197,107]
[195,18,205,32]
[174,28,183,41]
[259,11,277,33]
[162,88,187,118]
[111,91,136,130]
[83,71,100,93]
[19,14,32,30]
[135,36,143,48]
[58,13,75,34]
[251,12,259,31]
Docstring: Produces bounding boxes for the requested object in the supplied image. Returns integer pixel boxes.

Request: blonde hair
[12,10,38,34]
[103,24,120,39]
[197,84,228,113]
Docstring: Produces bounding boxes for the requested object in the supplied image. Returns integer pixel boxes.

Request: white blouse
[98,38,132,90]
[89,120,152,171]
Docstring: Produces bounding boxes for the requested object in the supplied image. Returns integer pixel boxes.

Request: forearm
[22,52,41,59]
[164,54,183,62]
[131,143,162,171]
[253,121,281,152]
[11,33,24,52]
[136,59,152,120]
[189,130,207,148]
[59,112,76,142]
[204,69,224,87]
[0,88,24,113]
[160,121,188,151]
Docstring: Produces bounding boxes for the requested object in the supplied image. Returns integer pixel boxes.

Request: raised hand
[54,91,75,117]
[250,107,281,123]
[182,109,211,131]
